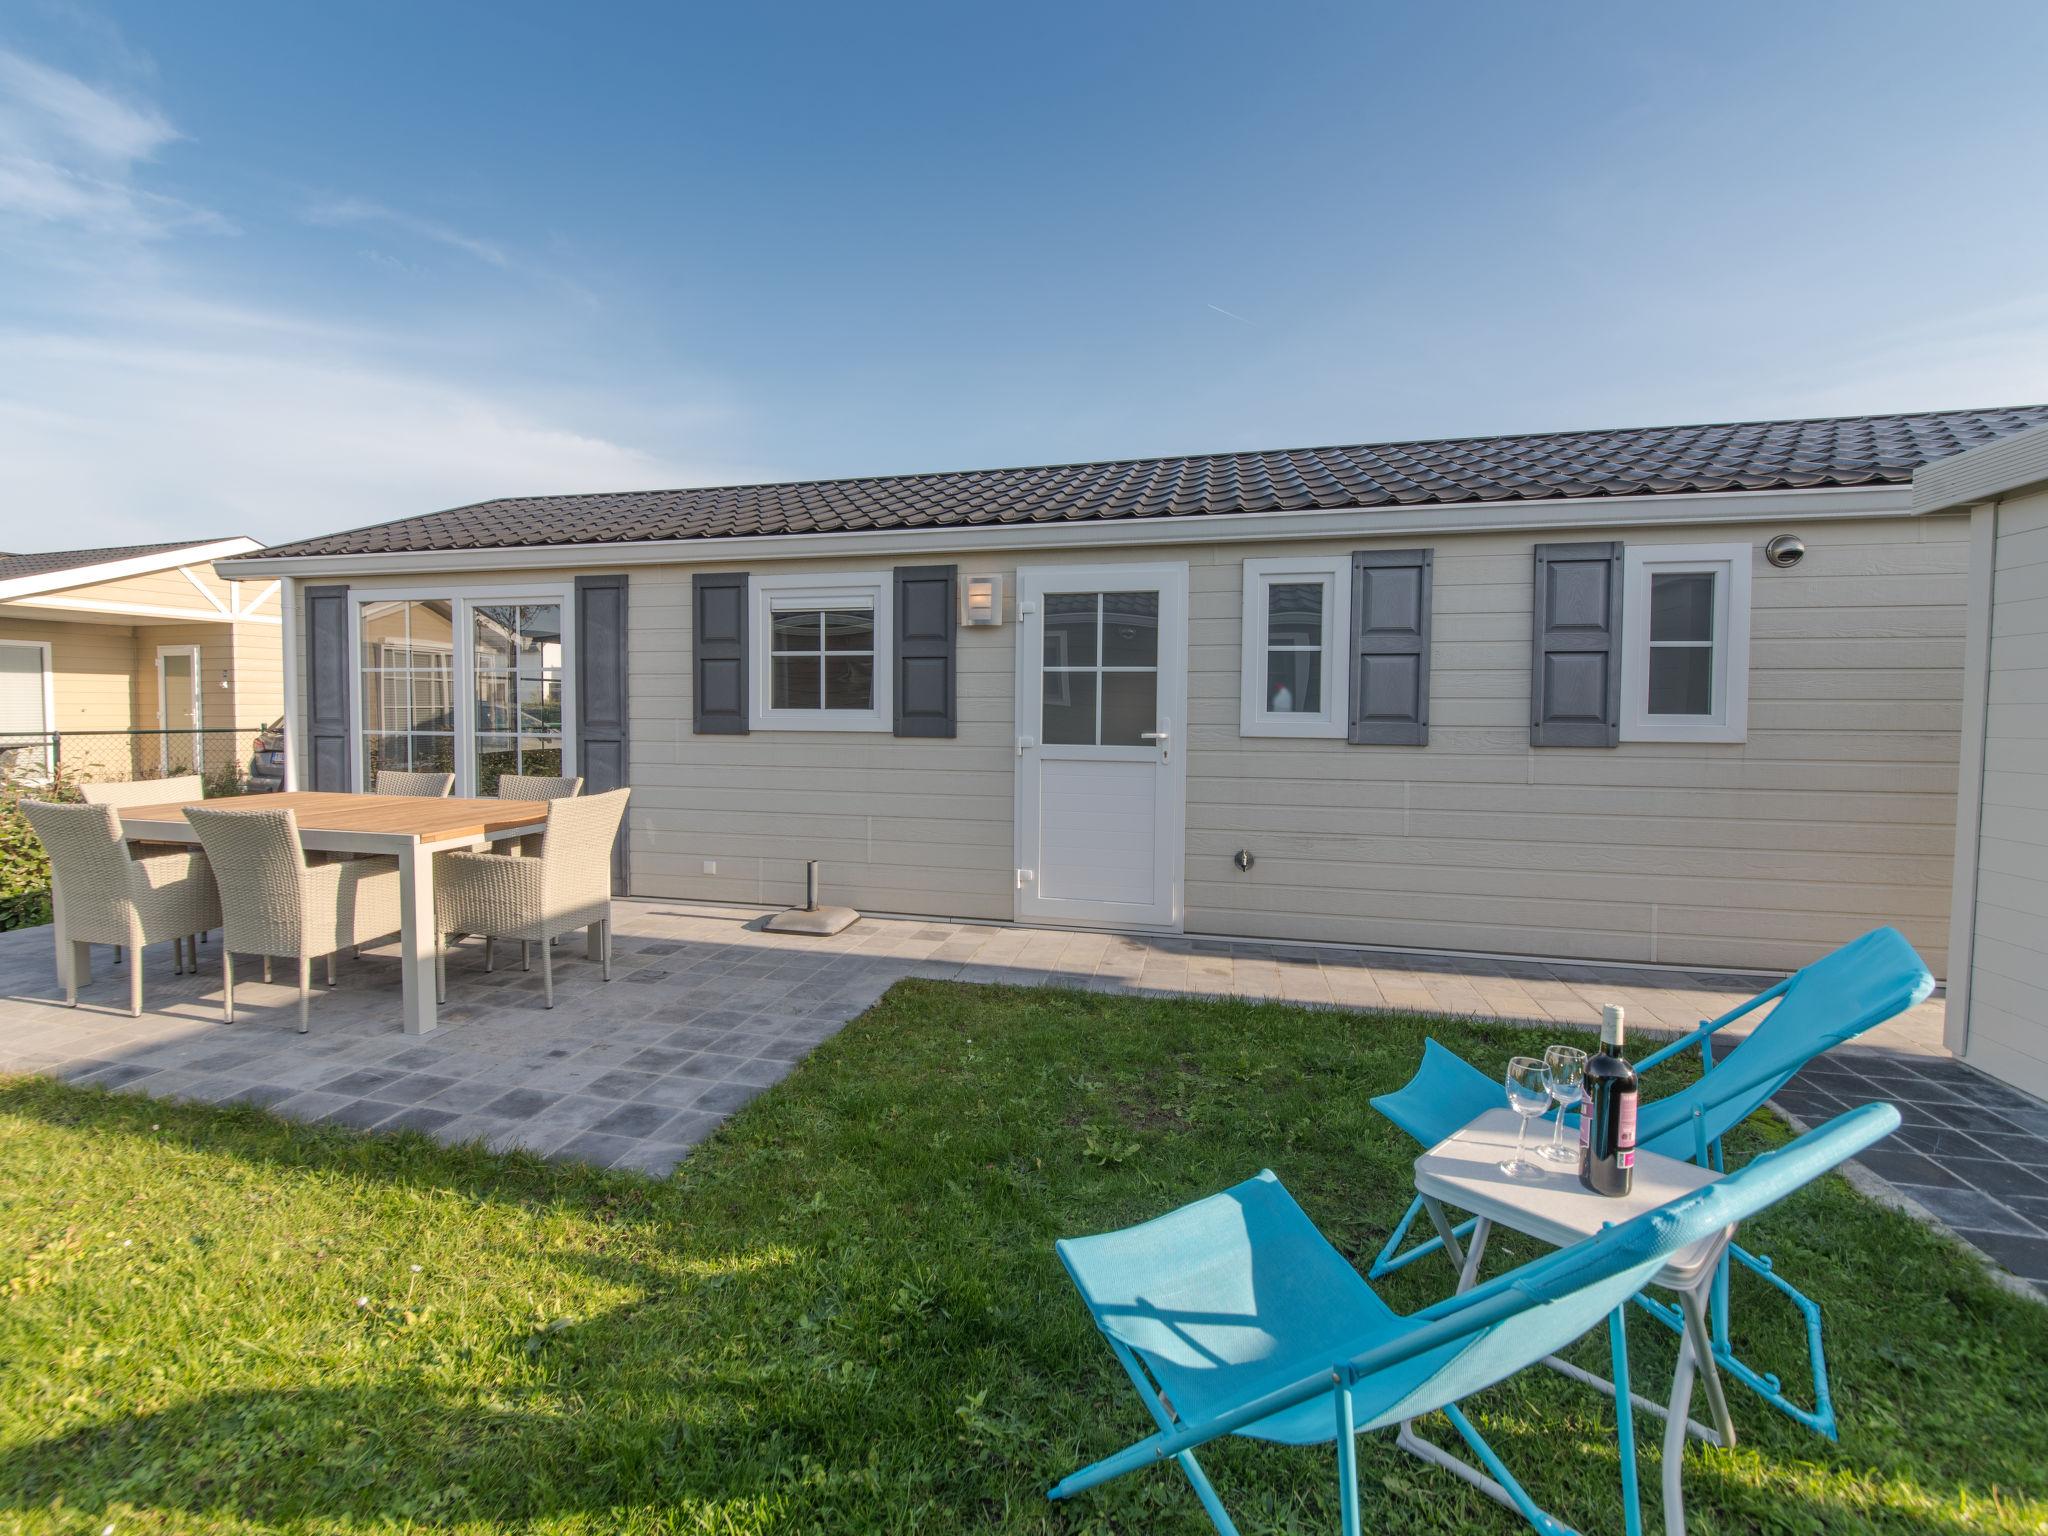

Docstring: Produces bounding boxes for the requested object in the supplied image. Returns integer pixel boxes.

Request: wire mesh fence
[0,727,279,930]
[0,727,276,798]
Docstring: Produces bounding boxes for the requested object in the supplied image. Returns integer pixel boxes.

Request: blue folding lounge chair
[1366,924,1933,1438]
[1049,1103,1899,1536]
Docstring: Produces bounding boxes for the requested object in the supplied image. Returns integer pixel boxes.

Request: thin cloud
[303,195,512,269]
[0,46,212,237]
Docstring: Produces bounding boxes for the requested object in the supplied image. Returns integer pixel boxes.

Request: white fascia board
[0,537,261,602]
[219,485,1914,580]
[1914,422,2048,513]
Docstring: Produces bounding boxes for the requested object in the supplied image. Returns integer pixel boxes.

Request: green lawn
[1,981,2043,1535]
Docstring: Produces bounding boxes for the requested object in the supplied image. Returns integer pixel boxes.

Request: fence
[0,727,275,798]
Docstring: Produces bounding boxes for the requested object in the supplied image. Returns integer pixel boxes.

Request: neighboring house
[1921,421,2048,1099]
[222,406,2048,976]
[0,538,281,784]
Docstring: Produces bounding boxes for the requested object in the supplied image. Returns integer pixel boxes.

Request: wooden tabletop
[118,790,549,843]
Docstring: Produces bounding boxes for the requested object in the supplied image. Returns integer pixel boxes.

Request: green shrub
[0,770,78,931]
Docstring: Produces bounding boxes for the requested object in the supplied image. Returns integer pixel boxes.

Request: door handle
[1141,724,1170,760]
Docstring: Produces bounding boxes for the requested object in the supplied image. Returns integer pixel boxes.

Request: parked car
[247,719,285,791]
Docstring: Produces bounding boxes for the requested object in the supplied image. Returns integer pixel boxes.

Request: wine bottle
[1578,1003,1639,1198]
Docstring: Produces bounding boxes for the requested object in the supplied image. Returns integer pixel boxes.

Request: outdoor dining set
[23,772,629,1036]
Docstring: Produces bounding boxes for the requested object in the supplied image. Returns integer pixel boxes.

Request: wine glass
[1501,1056,1551,1180]
[1539,1045,1588,1164]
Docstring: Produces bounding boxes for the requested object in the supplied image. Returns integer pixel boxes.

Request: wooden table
[118,791,549,1037]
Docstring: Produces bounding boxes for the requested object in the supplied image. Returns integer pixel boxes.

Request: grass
[1,981,2044,1535]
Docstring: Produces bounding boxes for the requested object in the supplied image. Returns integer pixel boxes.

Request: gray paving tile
[584,1069,664,1101]
[632,1074,716,1109]
[481,1087,563,1119]
[223,1083,301,1110]
[319,1066,410,1097]
[380,1105,464,1136]
[552,1130,640,1167]
[378,1073,462,1105]
[724,1056,793,1089]
[420,1078,520,1114]
[588,1101,680,1139]
[694,1081,763,1115]
[319,1098,406,1131]
[1894,1184,2041,1236]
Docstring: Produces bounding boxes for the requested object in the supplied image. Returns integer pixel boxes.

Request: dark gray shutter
[302,583,352,790]
[575,572,631,894]
[1348,550,1433,746]
[893,564,956,738]
[692,571,749,735]
[1530,541,1622,747]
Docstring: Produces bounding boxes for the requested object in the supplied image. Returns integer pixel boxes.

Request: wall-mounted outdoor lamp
[960,573,1004,626]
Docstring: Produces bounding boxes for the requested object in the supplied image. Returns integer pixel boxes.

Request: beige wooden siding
[1964,485,2048,1096]
[74,565,232,617]
[0,616,139,731]
[280,509,1964,972]
[1185,518,1964,971]
[617,513,1962,971]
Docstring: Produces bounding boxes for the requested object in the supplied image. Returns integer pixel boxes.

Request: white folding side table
[1410,1108,1739,1536]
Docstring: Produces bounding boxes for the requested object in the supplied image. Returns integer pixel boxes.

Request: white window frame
[344,582,577,795]
[0,638,56,776]
[1620,542,1751,743]
[1240,555,1351,738]
[750,570,893,732]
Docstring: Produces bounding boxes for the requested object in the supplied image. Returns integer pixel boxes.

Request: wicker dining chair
[79,774,206,809]
[434,787,629,1007]
[374,770,456,797]
[495,773,582,855]
[78,776,210,956]
[22,801,222,1016]
[184,806,403,1033]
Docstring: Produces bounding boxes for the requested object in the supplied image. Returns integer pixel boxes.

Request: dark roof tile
[242,406,2048,561]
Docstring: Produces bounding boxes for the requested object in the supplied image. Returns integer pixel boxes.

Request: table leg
[1661,1326,1697,1536]
[1457,1217,1492,1294]
[1422,1195,1467,1274]
[1679,1286,1736,1448]
[396,841,438,1036]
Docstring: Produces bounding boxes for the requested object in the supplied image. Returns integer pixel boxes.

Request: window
[0,639,53,779]
[1240,556,1350,737]
[750,572,893,730]
[1041,588,1160,746]
[360,598,457,780]
[472,603,564,793]
[353,589,573,791]
[1620,543,1751,742]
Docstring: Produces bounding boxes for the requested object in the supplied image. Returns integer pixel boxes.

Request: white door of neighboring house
[1014,563,1187,928]
[155,645,201,774]
[0,639,54,779]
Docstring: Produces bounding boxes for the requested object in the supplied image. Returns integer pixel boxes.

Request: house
[1919,420,2048,1099]
[221,406,2048,977]
[0,538,281,785]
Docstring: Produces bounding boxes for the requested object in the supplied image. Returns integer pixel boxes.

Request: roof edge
[0,537,263,603]
[1914,421,2048,513]
[220,484,1916,580]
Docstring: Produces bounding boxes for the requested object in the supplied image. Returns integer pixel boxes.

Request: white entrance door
[1015,563,1187,928]
[155,645,201,774]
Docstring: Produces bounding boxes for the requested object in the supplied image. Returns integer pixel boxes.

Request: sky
[3,0,2048,549]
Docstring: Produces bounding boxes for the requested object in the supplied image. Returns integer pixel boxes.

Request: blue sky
[4,1,2048,547]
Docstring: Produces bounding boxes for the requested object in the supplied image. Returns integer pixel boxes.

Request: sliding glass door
[353,589,571,795]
